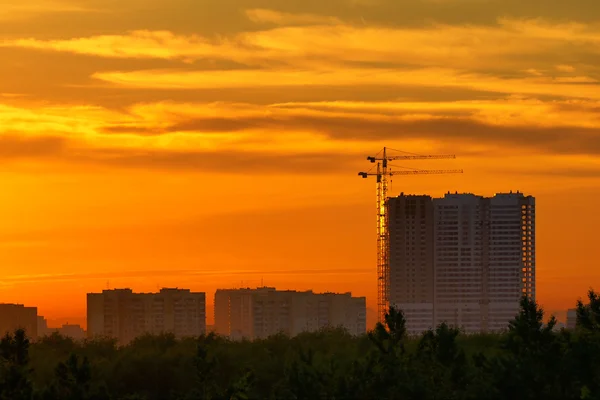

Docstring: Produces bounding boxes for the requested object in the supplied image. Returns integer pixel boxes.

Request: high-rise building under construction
[388,192,535,334]
[388,194,435,335]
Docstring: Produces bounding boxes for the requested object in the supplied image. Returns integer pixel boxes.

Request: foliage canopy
[2,292,600,400]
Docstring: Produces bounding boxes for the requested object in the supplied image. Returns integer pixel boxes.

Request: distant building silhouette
[87,288,206,344]
[388,192,536,334]
[58,324,86,340]
[0,303,38,339]
[37,316,50,337]
[567,308,577,330]
[214,287,366,340]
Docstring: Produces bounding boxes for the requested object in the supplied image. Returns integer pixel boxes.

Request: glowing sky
[1,0,600,328]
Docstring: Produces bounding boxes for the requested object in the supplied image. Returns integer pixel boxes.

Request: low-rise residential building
[215,287,366,340]
[87,288,206,344]
[0,303,38,339]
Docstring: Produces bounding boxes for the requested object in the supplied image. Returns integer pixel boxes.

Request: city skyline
[1,0,599,328]
[0,189,541,336]
[0,187,586,330]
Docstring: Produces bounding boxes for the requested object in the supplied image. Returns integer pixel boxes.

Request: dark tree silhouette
[577,290,600,333]
[0,329,33,400]
[1,291,599,400]
[573,290,600,399]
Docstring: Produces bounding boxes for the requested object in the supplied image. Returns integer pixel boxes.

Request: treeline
[1,291,600,400]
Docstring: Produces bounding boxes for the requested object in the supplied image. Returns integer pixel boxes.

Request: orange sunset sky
[1,0,599,328]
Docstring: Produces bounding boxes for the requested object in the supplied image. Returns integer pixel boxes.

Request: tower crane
[358,147,463,324]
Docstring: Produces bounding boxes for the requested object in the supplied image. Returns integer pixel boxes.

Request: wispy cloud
[3,16,600,74]
[0,1,98,21]
[2,94,600,176]
[2,30,248,63]
[90,67,600,102]
[556,65,576,72]
[0,133,365,174]
[0,267,371,285]
[245,9,342,25]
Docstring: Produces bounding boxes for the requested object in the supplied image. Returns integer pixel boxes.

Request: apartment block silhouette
[388,191,535,334]
[214,287,366,339]
[87,288,206,344]
[0,303,38,339]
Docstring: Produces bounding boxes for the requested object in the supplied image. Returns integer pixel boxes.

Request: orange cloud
[89,66,600,109]
[0,1,94,21]
[556,65,576,72]
[3,96,600,170]
[3,16,599,73]
[2,31,245,62]
[245,8,342,25]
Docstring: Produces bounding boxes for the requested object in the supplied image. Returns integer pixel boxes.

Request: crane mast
[359,147,462,324]
[376,160,387,329]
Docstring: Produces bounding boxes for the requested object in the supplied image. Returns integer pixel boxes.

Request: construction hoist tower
[359,147,463,324]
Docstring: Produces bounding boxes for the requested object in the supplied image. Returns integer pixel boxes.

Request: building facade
[87,288,206,343]
[388,191,535,334]
[214,287,255,339]
[0,304,38,339]
[37,316,49,337]
[214,288,366,340]
[388,194,435,335]
[433,193,487,333]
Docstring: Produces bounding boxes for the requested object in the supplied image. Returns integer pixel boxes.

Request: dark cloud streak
[3,105,600,176]
[102,113,600,156]
[0,135,361,174]
[2,0,599,39]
